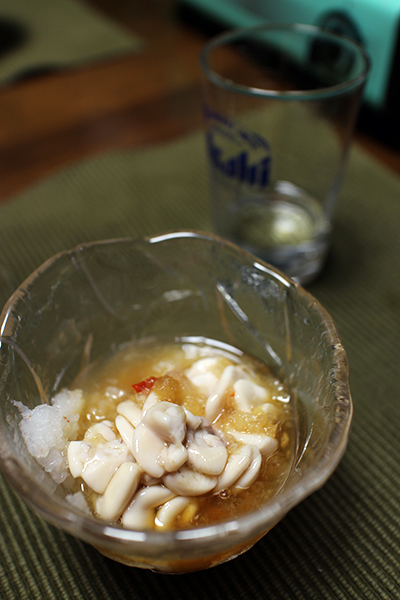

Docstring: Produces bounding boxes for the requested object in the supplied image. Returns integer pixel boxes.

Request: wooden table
[0,0,398,203]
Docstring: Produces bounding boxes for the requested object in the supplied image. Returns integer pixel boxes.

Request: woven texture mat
[0,131,399,599]
[0,0,142,86]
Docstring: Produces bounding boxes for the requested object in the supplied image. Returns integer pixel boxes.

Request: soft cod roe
[17,338,296,531]
[68,338,296,530]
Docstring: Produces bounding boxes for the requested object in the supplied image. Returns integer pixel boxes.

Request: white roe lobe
[116,400,141,427]
[205,365,249,422]
[96,462,142,521]
[122,485,175,530]
[233,379,270,412]
[214,446,254,492]
[234,447,262,490]
[186,427,228,476]
[229,430,278,455]
[185,357,220,396]
[115,414,135,447]
[155,496,192,528]
[68,436,132,494]
[131,421,169,478]
[143,402,186,445]
[163,467,218,496]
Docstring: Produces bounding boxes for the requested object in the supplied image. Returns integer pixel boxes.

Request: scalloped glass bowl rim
[0,231,352,555]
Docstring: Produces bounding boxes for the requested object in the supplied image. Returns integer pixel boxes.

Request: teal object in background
[181,0,400,112]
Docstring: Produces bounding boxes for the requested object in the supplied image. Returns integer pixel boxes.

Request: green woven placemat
[0,131,399,599]
[0,0,142,85]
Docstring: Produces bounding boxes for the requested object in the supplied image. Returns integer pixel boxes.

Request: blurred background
[0,0,399,204]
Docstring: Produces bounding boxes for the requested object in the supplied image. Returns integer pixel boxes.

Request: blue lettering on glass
[203,105,269,150]
[204,105,271,187]
[204,105,270,151]
[206,131,271,188]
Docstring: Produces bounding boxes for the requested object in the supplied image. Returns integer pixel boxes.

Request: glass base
[221,182,330,285]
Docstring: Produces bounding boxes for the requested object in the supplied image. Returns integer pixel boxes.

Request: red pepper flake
[132,376,158,394]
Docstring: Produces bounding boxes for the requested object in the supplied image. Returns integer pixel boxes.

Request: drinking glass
[201,24,370,283]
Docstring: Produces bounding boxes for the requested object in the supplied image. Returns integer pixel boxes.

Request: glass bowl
[0,231,352,573]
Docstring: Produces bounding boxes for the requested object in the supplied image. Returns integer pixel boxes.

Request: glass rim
[200,22,371,101]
